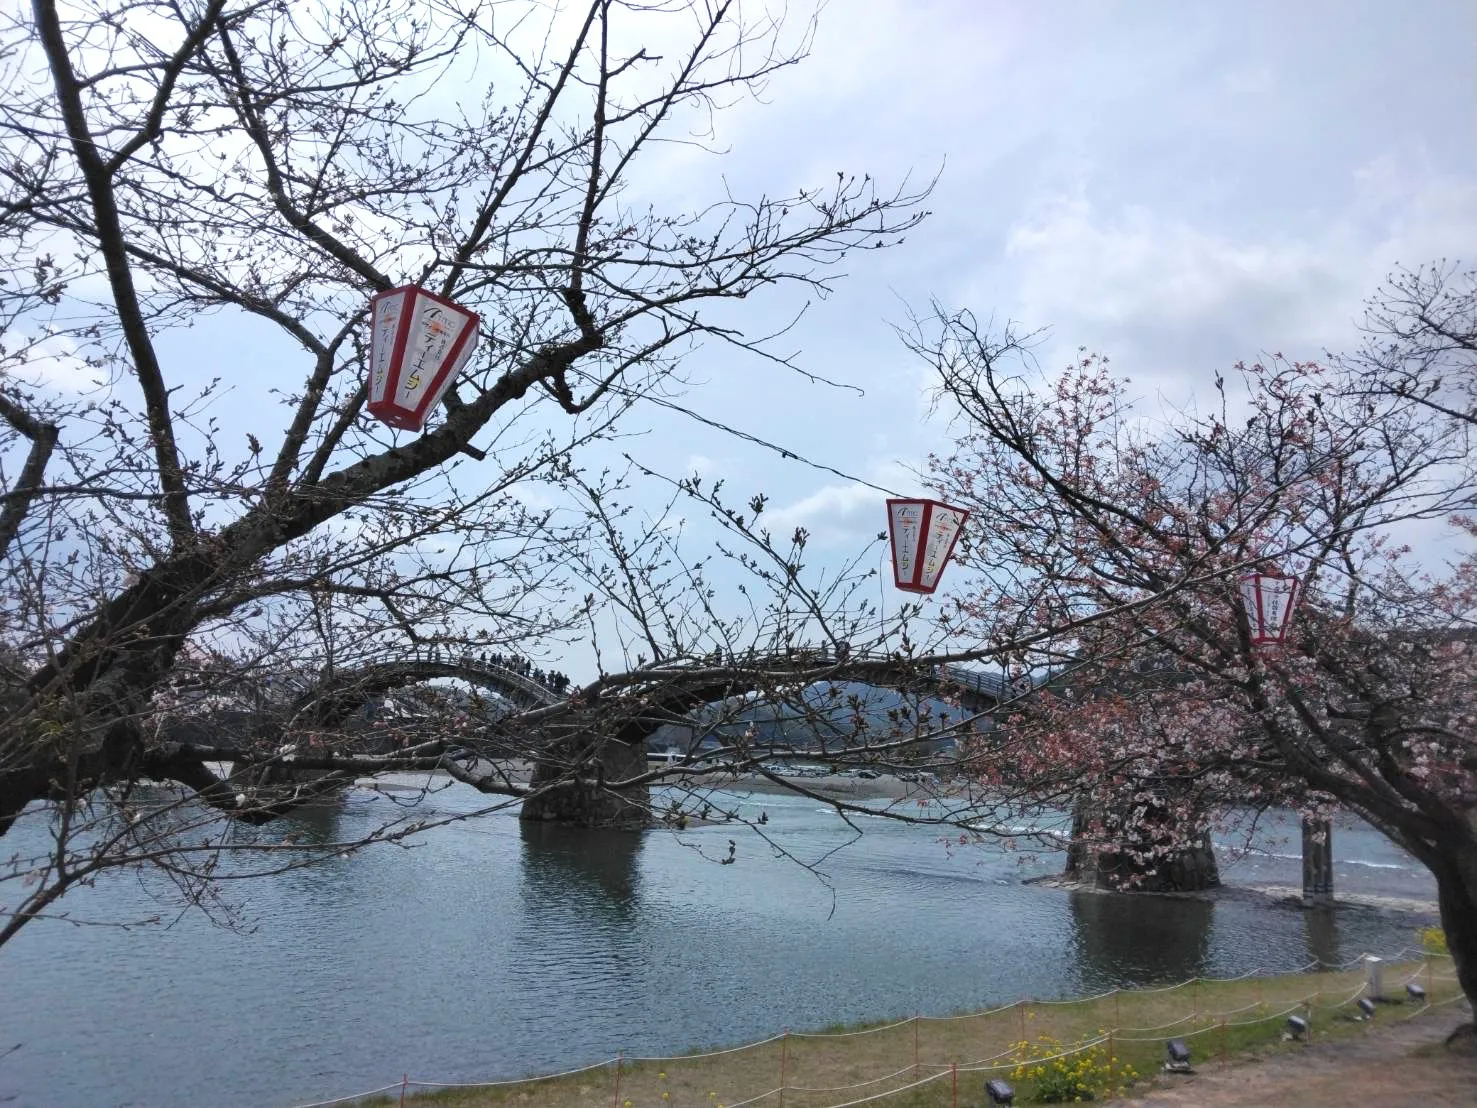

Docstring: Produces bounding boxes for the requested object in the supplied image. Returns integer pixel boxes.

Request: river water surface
[0,780,1439,1108]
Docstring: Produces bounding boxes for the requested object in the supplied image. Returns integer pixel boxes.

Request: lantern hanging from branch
[886,498,970,594]
[1239,569,1300,646]
[367,286,481,431]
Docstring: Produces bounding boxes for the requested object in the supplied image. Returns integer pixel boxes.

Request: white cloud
[764,459,922,549]
[765,481,885,547]
[684,454,718,479]
[2,330,108,395]
[12,0,1475,684]
[989,159,1477,403]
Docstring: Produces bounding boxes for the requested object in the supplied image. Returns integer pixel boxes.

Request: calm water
[0,782,1438,1108]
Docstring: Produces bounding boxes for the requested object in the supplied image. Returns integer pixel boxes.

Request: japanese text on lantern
[1239,571,1300,646]
[918,506,966,591]
[365,285,481,431]
[398,302,464,406]
[886,497,970,594]
[369,292,404,401]
[889,500,922,585]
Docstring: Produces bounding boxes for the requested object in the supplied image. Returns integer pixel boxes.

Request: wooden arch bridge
[287,649,564,729]
[251,649,1339,904]
[288,645,1015,739]
[276,646,1018,827]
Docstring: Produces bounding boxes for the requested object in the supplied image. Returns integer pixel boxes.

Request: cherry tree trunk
[1064,795,1221,892]
[1433,834,1477,1024]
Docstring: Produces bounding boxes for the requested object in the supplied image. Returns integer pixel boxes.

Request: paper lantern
[367,286,481,431]
[1239,569,1300,645]
[886,498,970,594]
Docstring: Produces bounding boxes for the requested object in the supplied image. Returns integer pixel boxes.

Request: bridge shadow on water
[1066,889,1214,989]
[517,821,644,921]
[275,795,348,848]
[1304,905,1341,969]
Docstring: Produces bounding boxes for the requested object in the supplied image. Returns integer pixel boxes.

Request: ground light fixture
[1356,997,1377,1020]
[983,1078,1014,1105]
[367,285,481,431]
[1164,1038,1193,1073]
[1238,568,1300,647]
[1407,982,1427,1002]
[885,498,970,594]
[1286,1015,1309,1041]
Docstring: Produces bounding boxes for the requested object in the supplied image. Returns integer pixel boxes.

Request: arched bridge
[273,646,1025,828]
[286,646,1020,738]
[288,649,563,730]
[515,652,1023,827]
[560,653,1019,752]
[930,663,1019,710]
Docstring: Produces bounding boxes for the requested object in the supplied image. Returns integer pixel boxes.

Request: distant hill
[648,680,991,755]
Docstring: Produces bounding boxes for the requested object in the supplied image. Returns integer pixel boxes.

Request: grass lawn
[345,956,1462,1108]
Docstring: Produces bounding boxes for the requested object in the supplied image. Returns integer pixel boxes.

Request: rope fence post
[1113,988,1121,1030]
[1018,1000,1026,1044]
[613,1053,623,1108]
[1219,1019,1228,1071]
[1107,1030,1115,1089]
[913,1013,920,1076]
[951,1062,958,1108]
[399,1074,408,1108]
[779,1029,789,1108]
[1192,977,1199,1020]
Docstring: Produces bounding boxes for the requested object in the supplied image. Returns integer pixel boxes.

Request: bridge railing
[292,644,1023,724]
[317,648,565,707]
[627,647,1018,697]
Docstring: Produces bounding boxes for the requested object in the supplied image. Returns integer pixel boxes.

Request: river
[0,780,1439,1108]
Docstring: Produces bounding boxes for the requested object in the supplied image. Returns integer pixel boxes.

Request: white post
[1364,955,1384,1001]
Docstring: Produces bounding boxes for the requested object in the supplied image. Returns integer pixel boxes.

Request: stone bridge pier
[519,731,649,829]
[1065,788,1221,892]
[1301,817,1334,907]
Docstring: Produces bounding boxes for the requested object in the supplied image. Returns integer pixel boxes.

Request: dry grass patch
[348,957,1462,1108]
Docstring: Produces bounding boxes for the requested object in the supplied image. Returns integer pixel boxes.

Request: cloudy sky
[15,0,1476,673]
[601,0,1477,563]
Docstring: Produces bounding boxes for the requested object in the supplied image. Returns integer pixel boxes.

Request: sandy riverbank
[1027,871,1442,917]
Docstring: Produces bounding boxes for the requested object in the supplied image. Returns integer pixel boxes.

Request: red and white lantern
[886,498,970,594]
[367,286,481,431]
[1239,569,1300,646]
